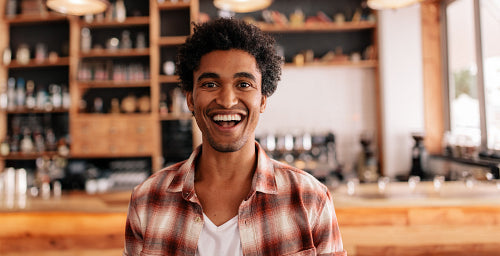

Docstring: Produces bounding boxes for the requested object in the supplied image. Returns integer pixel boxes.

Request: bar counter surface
[1,181,500,256]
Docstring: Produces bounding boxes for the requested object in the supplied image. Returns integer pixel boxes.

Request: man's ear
[186,91,194,112]
[260,95,267,113]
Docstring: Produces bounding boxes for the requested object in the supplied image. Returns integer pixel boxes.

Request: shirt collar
[165,142,278,196]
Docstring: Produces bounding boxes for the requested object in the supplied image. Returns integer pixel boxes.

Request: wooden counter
[1,181,500,256]
[0,191,131,256]
[334,181,500,256]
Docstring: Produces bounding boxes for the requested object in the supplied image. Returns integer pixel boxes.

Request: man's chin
[207,139,246,153]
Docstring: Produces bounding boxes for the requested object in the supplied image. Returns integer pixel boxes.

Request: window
[443,0,500,155]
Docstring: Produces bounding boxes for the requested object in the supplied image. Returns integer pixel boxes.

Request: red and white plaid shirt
[124,142,346,256]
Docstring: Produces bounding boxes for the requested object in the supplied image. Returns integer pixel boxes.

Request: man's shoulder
[270,159,329,194]
[132,160,187,197]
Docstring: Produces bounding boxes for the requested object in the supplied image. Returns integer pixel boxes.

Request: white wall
[257,66,377,172]
[378,5,425,178]
[256,4,426,178]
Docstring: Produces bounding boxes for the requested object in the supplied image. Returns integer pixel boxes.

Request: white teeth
[213,114,242,122]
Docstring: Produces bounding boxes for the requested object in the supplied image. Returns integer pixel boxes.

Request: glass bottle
[115,0,126,23]
[409,133,428,179]
[15,77,26,109]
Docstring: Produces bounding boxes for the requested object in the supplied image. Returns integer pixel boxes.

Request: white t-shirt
[196,213,243,256]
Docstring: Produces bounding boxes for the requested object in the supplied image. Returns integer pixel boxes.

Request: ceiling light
[367,0,423,10]
[213,0,272,13]
[47,0,110,16]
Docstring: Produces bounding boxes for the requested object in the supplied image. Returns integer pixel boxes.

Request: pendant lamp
[367,0,423,10]
[213,0,272,13]
[47,0,110,16]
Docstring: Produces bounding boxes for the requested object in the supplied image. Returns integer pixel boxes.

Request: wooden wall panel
[421,0,445,154]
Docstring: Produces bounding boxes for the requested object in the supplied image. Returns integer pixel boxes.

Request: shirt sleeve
[123,191,144,256]
[312,189,347,256]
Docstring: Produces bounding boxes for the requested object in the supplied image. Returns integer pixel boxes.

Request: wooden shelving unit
[3,108,69,114]
[284,59,377,68]
[158,36,187,46]
[158,2,192,10]
[0,151,61,160]
[79,48,151,58]
[7,57,70,68]
[77,80,151,88]
[0,0,381,174]
[257,21,376,33]
[4,13,67,24]
[80,16,150,28]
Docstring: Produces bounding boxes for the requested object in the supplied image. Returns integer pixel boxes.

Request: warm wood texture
[80,16,150,28]
[150,0,163,171]
[77,80,151,88]
[0,0,8,171]
[4,13,66,24]
[70,115,155,156]
[284,59,377,68]
[334,181,500,255]
[257,21,376,33]
[2,188,500,256]
[158,35,188,46]
[421,0,445,154]
[7,57,70,68]
[158,1,191,10]
[337,206,500,256]
[79,48,151,58]
[0,212,127,255]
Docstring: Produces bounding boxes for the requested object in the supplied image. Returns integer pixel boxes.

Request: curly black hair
[175,18,282,97]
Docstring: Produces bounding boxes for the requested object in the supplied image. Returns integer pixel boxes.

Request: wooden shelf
[3,108,69,114]
[160,113,192,121]
[4,13,67,24]
[257,21,376,33]
[80,16,150,28]
[7,57,70,69]
[80,48,150,58]
[158,1,191,10]
[158,36,188,46]
[78,80,151,88]
[1,151,62,160]
[69,152,153,158]
[159,75,180,83]
[75,113,152,118]
[284,59,378,68]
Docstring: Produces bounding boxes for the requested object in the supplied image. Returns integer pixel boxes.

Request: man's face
[186,49,267,152]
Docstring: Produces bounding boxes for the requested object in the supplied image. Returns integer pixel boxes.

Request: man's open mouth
[212,114,242,128]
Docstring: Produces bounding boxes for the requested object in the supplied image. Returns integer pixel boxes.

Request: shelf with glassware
[0,13,71,163]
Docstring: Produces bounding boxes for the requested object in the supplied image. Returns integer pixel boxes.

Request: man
[124,18,346,256]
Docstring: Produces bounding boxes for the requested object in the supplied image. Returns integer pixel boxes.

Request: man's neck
[195,141,257,183]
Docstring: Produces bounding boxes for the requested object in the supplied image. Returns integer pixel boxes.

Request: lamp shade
[213,0,272,13]
[367,0,422,10]
[47,0,109,16]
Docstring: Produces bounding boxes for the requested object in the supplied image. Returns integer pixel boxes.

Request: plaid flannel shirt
[124,142,346,256]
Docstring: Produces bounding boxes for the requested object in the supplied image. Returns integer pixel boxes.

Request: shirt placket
[238,195,259,256]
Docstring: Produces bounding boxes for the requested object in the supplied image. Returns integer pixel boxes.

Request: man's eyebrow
[197,72,219,82]
[234,72,257,82]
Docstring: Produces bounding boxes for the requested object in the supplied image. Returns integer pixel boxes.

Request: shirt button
[195,217,202,222]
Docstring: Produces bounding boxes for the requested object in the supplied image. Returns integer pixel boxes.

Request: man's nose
[216,86,238,108]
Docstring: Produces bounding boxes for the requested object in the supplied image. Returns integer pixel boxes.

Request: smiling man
[123,18,346,256]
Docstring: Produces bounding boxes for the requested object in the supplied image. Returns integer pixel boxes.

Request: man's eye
[238,82,251,88]
[202,82,217,88]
